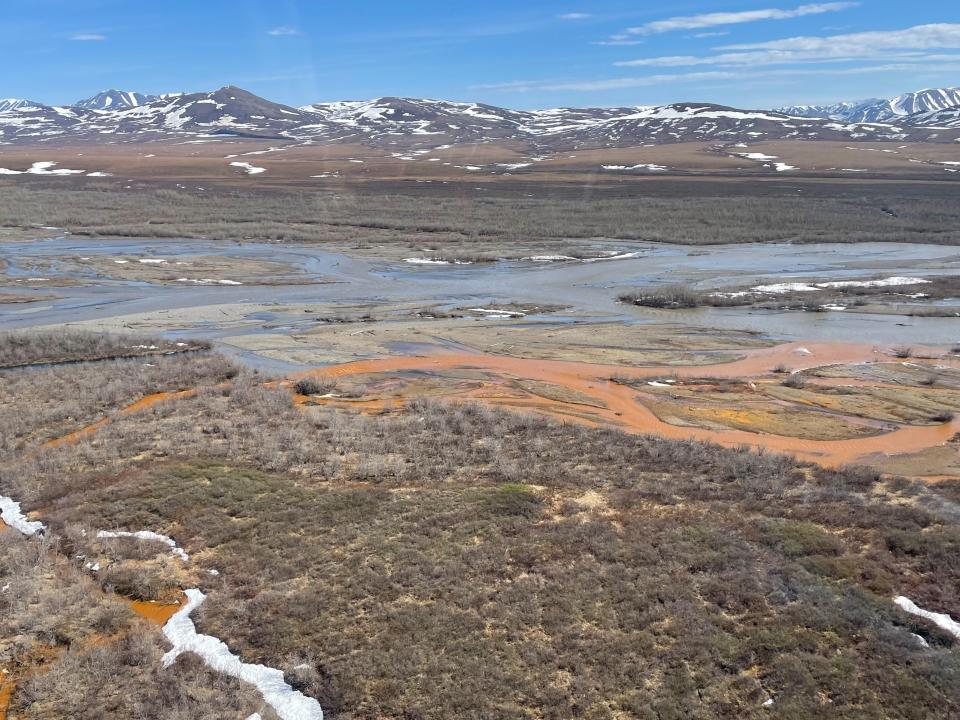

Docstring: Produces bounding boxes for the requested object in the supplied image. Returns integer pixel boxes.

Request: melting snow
[754,277,929,293]
[0,495,45,536]
[163,589,324,720]
[175,278,243,285]
[468,308,525,317]
[405,258,449,265]
[894,596,960,639]
[817,276,929,288]
[736,152,777,161]
[0,161,86,175]
[97,530,189,561]
[601,164,667,172]
[230,161,266,175]
[754,282,819,293]
[583,252,640,263]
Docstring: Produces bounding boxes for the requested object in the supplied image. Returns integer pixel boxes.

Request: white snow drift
[163,589,324,720]
[97,529,189,561]
[753,277,929,293]
[0,495,45,536]
[230,161,267,175]
[894,596,960,640]
[0,161,86,176]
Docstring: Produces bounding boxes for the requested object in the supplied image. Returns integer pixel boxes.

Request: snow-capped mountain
[776,87,960,124]
[775,101,867,120]
[0,98,42,112]
[74,90,158,110]
[908,106,960,129]
[301,97,530,142]
[2,85,959,148]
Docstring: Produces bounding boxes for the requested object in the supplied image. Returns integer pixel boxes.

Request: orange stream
[128,597,183,625]
[0,681,10,720]
[0,597,182,718]
[44,390,196,449]
[34,341,960,471]
[293,342,960,470]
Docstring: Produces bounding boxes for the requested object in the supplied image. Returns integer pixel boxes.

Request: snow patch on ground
[163,589,324,720]
[175,278,243,285]
[405,258,449,265]
[752,277,929,294]
[0,161,86,176]
[229,161,266,175]
[583,252,640,263]
[752,282,818,293]
[601,163,667,172]
[894,596,960,639]
[468,308,525,317]
[817,276,930,288]
[97,530,189,561]
[0,495,45,536]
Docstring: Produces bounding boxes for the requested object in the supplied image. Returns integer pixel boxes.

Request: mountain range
[1,85,958,149]
[776,87,960,125]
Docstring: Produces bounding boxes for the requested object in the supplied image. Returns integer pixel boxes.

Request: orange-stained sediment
[290,342,960,471]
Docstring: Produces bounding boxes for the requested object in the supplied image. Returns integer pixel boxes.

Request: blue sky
[4,1,958,108]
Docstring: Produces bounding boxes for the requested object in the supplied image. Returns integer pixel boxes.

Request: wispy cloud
[692,31,729,38]
[595,35,644,47]
[723,22,960,52]
[267,26,299,37]
[474,61,960,94]
[615,23,960,68]
[70,33,106,41]
[559,13,591,21]
[620,2,857,36]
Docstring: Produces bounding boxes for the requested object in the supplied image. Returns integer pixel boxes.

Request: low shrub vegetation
[2,336,959,719]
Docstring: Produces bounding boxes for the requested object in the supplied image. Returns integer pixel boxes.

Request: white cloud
[70,33,107,41]
[693,31,730,38]
[723,22,960,52]
[267,26,299,36]
[473,61,960,94]
[559,12,592,20]
[624,2,857,35]
[615,23,960,68]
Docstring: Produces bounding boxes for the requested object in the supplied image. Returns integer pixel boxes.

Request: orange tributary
[292,342,960,470]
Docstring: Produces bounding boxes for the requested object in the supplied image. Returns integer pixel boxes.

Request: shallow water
[295,343,960,470]
[2,236,958,354]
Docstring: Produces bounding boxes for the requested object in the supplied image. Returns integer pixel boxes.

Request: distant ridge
[776,87,960,125]
[1,84,958,146]
[74,89,159,110]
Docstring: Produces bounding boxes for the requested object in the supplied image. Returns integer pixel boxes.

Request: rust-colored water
[44,389,196,449]
[128,597,183,625]
[291,343,960,471]
[0,597,182,719]
[0,678,11,720]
